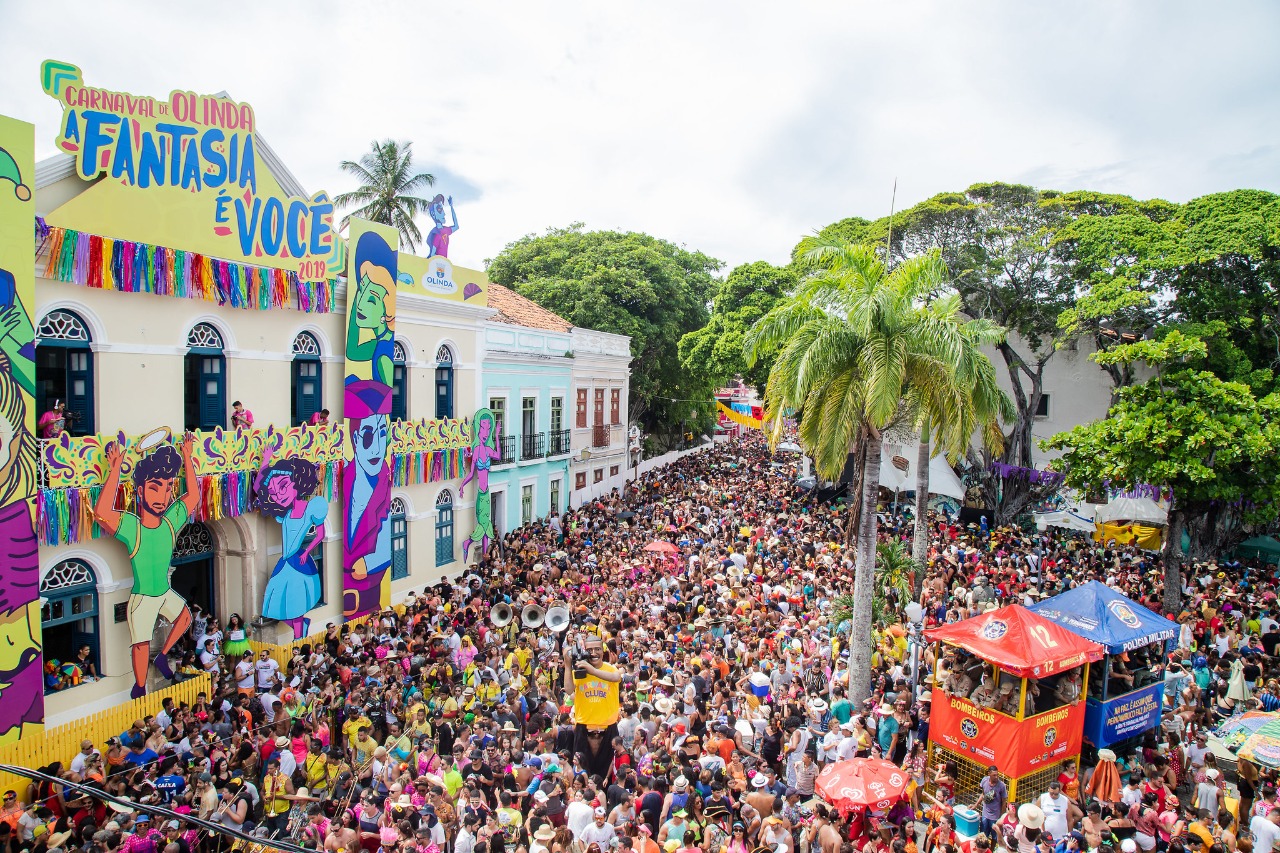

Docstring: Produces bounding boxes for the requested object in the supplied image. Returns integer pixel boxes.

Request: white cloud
[2,0,1277,271]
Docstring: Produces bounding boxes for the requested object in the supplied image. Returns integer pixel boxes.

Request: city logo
[420,257,458,295]
[960,718,979,738]
[1044,726,1058,747]
[1108,600,1142,629]
[980,619,1009,641]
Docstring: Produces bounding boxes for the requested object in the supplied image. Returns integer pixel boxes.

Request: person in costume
[94,433,200,698]
[256,447,327,639]
[346,231,396,387]
[458,408,499,561]
[343,379,393,618]
[222,613,251,659]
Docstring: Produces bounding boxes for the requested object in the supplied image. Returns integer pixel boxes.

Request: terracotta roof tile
[486,284,572,332]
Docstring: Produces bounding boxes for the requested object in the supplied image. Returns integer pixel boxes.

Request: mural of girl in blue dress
[459,408,499,562]
[255,447,327,639]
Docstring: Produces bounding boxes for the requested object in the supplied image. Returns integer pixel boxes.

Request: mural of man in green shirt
[94,433,200,698]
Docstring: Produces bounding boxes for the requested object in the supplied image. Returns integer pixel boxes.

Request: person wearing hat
[531,824,557,853]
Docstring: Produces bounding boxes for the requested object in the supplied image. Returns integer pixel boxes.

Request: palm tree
[830,540,914,633]
[906,302,1013,591]
[334,140,436,252]
[745,239,1002,705]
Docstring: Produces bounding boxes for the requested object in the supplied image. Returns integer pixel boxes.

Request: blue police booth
[1029,581,1178,748]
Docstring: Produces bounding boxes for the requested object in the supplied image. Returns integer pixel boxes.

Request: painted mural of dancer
[255,447,327,639]
[94,433,199,698]
[425,194,459,259]
[459,408,499,561]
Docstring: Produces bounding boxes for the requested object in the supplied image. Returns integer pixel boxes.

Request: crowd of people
[5,434,1280,853]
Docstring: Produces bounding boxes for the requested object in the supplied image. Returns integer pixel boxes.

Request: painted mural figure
[346,232,397,386]
[254,446,327,639]
[425,194,459,259]
[94,434,200,698]
[0,359,41,740]
[344,380,392,618]
[459,408,499,561]
[0,268,35,397]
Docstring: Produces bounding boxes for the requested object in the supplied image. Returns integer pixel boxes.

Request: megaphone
[544,604,571,633]
[490,602,514,628]
[521,604,545,628]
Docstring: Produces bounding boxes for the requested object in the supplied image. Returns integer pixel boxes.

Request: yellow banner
[717,401,762,430]
[40,60,338,282]
[397,253,489,306]
[0,113,43,742]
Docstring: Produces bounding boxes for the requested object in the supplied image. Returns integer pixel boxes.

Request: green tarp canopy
[1237,535,1280,563]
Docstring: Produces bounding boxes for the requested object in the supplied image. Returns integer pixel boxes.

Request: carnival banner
[396,252,489,307]
[390,416,472,453]
[0,113,43,742]
[1083,683,1164,748]
[343,219,399,619]
[40,61,341,288]
[929,690,1086,777]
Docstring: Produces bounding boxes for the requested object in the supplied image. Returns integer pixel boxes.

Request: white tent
[878,440,967,500]
[1034,510,1096,533]
[1095,496,1168,525]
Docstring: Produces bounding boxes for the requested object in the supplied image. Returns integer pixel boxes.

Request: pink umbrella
[816,758,909,814]
[644,540,679,554]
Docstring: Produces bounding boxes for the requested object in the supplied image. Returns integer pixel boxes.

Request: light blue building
[479,285,578,535]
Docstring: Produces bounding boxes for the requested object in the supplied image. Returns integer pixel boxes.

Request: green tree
[678,261,797,394]
[487,225,721,441]
[334,139,436,252]
[1044,332,1280,612]
[807,184,1155,523]
[745,241,984,704]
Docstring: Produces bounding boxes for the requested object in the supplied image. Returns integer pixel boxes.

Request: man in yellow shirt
[342,707,372,750]
[564,633,621,779]
[476,672,501,706]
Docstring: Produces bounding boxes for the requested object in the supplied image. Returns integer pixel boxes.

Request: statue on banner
[343,225,398,618]
[255,443,327,639]
[425,194,459,259]
[94,430,200,698]
[459,407,499,562]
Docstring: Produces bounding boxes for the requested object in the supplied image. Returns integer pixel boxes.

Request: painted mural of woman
[346,230,397,387]
[458,408,499,562]
[254,447,327,639]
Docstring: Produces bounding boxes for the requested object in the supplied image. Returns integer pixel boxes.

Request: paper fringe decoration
[41,225,335,314]
[36,461,342,546]
[717,401,762,430]
[392,448,468,487]
[988,462,1064,487]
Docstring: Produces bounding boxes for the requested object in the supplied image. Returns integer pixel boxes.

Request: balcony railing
[592,423,613,448]
[548,429,571,456]
[497,435,517,465]
[521,432,545,460]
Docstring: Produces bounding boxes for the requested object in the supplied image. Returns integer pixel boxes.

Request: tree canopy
[677,261,796,394]
[1044,332,1280,610]
[486,225,721,439]
[334,139,436,252]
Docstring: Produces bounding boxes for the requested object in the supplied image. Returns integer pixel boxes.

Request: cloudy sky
[2,2,1276,272]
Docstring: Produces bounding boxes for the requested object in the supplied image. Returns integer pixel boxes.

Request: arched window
[435,344,454,419]
[392,341,408,421]
[185,323,226,431]
[172,521,217,618]
[291,332,323,426]
[390,497,408,580]
[435,489,454,567]
[35,310,95,436]
[40,559,99,691]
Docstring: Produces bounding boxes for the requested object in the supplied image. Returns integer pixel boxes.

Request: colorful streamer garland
[392,448,468,488]
[36,460,343,547]
[40,225,335,314]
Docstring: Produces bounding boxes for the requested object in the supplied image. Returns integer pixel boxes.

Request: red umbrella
[816,758,909,814]
[644,540,679,554]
